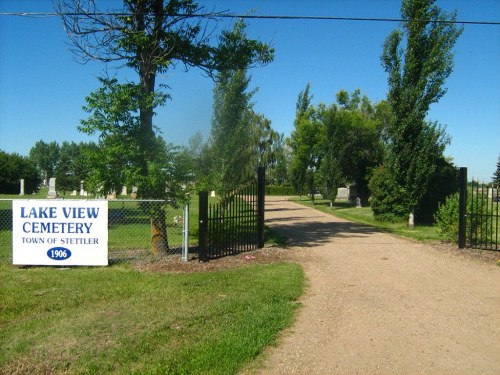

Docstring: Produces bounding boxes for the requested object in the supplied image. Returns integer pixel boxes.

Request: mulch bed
[109,241,499,274]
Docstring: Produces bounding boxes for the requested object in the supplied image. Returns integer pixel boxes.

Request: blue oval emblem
[47,247,72,260]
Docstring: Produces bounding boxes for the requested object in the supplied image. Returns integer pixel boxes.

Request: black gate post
[257,166,265,249]
[458,167,467,249]
[199,191,208,262]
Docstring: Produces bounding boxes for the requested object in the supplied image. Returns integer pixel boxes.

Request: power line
[0,11,499,26]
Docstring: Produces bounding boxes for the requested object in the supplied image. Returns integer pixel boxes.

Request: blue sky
[0,0,499,181]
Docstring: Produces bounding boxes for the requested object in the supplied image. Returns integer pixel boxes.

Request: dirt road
[253,197,500,375]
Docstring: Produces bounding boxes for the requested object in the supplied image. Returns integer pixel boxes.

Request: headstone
[488,188,498,200]
[121,186,127,196]
[47,178,57,198]
[107,191,117,200]
[19,179,25,196]
[408,212,414,228]
[131,186,138,199]
[70,190,77,196]
[80,181,85,196]
[336,187,349,200]
[356,197,362,208]
[210,190,216,197]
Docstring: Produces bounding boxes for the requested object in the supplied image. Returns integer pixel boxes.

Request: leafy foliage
[368,165,407,222]
[0,150,41,194]
[288,84,321,198]
[433,193,460,241]
[434,190,494,243]
[29,140,60,182]
[319,91,383,204]
[376,0,462,220]
[265,185,297,196]
[415,157,459,222]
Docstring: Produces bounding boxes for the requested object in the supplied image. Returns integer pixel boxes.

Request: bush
[434,193,459,241]
[415,158,459,223]
[434,191,494,243]
[266,185,297,196]
[368,166,407,222]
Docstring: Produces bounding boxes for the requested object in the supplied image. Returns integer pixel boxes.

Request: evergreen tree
[493,155,500,185]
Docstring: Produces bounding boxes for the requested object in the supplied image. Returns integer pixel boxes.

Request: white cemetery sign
[12,200,108,266]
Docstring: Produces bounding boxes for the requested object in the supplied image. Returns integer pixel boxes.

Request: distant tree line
[0,151,40,194]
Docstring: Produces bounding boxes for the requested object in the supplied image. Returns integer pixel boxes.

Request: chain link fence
[0,199,195,266]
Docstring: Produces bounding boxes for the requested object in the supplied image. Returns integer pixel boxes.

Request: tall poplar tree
[378,0,462,222]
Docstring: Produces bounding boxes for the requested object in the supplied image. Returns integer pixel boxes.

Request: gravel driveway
[251,197,500,375]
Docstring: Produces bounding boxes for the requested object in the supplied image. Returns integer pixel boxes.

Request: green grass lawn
[292,197,442,242]
[0,261,304,374]
[1,191,304,373]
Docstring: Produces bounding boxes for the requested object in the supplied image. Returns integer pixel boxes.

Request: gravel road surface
[250,197,500,375]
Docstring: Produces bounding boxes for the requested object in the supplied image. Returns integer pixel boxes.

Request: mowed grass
[292,197,442,242]
[0,261,304,374]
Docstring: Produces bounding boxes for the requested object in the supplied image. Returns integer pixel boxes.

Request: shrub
[434,193,459,241]
[266,185,297,196]
[368,166,407,222]
[434,191,494,243]
[415,158,459,223]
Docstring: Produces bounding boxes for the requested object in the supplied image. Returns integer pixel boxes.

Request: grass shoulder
[291,197,442,242]
[0,259,304,374]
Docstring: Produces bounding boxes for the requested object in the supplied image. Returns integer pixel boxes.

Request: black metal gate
[198,167,265,261]
[458,167,499,251]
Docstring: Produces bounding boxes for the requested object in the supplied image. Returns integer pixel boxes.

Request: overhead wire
[0,11,499,26]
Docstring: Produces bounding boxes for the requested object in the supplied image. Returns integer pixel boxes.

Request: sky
[0,0,499,182]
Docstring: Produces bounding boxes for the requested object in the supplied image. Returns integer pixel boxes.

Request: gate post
[199,191,208,262]
[458,167,467,249]
[257,166,265,248]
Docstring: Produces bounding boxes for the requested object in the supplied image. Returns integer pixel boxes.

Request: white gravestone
[336,187,349,200]
[47,178,57,198]
[19,179,24,196]
[80,181,85,196]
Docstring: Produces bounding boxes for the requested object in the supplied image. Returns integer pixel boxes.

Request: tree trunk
[151,212,169,255]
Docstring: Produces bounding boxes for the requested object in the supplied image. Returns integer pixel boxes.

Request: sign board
[12,200,108,266]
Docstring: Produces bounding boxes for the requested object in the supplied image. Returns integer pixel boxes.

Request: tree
[0,151,41,194]
[57,0,273,253]
[267,132,290,186]
[378,0,462,222]
[289,84,320,198]
[289,110,323,201]
[29,140,60,184]
[318,90,383,205]
[210,64,255,195]
[320,92,383,206]
[245,110,285,185]
[319,105,343,203]
[54,141,94,195]
[493,154,500,185]
[57,0,272,160]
